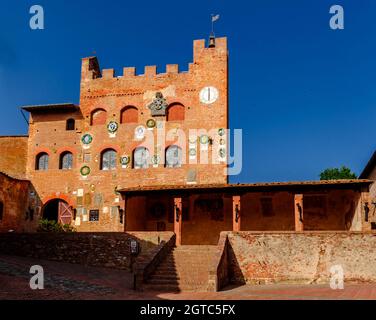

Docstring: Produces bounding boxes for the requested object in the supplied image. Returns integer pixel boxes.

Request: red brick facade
[0,36,373,241]
[0,37,229,233]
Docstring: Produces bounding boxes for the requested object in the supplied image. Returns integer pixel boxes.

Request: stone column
[232,195,241,232]
[174,197,182,246]
[294,194,304,232]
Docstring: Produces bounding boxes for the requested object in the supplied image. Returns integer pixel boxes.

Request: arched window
[36,153,49,171]
[66,118,75,131]
[90,108,107,126]
[166,145,183,168]
[0,201,3,221]
[167,103,185,121]
[120,106,138,124]
[59,152,73,170]
[101,149,117,170]
[133,147,150,169]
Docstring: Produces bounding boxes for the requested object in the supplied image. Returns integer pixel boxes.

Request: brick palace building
[0,36,374,245]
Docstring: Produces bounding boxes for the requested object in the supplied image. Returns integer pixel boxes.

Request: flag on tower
[212,14,220,22]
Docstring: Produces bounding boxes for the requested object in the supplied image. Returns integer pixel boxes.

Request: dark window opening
[89,210,99,222]
[59,152,73,170]
[371,222,376,230]
[66,118,75,131]
[133,147,150,169]
[36,153,49,171]
[101,149,117,170]
[165,145,183,168]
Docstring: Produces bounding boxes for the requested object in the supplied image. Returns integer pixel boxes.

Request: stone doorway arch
[42,198,73,225]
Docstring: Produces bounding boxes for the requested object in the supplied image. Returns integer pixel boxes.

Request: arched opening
[35,152,49,171]
[90,108,107,126]
[165,145,183,168]
[167,103,185,121]
[133,147,150,169]
[66,118,75,131]
[120,106,138,124]
[42,198,72,224]
[100,149,117,170]
[59,151,73,170]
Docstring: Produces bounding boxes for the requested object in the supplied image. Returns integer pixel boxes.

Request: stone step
[149,274,180,281]
[144,245,217,292]
[143,283,208,292]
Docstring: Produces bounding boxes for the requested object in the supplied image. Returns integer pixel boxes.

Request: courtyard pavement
[0,254,375,300]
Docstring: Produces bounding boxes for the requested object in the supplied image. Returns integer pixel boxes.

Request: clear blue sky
[1,0,376,183]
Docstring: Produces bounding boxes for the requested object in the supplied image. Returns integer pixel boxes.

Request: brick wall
[0,173,40,233]
[21,37,229,232]
[0,231,173,271]
[0,136,28,179]
[227,231,376,284]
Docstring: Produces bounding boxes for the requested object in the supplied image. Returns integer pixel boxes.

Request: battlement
[80,37,227,82]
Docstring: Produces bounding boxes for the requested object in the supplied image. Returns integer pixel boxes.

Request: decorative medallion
[81,134,93,145]
[135,126,146,140]
[148,92,168,116]
[151,155,160,166]
[189,136,198,144]
[219,138,226,146]
[218,128,226,136]
[200,86,219,104]
[219,148,226,159]
[80,166,91,176]
[146,119,156,128]
[200,135,210,145]
[120,155,131,166]
[107,121,119,133]
[189,148,197,157]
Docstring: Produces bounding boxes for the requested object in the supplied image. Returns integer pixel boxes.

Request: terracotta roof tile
[119,179,372,194]
[21,103,78,112]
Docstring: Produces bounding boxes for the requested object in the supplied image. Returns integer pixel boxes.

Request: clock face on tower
[199,86,219,104]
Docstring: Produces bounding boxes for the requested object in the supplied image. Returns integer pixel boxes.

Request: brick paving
[0,254,375,300]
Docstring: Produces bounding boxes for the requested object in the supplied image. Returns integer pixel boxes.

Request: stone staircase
[144,245,217,292]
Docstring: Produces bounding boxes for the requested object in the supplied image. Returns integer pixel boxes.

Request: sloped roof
[21,103,78,112]
[119,179,372,195]
[359,151,376,179]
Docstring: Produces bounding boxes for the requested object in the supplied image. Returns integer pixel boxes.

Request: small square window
[89,210,99,222]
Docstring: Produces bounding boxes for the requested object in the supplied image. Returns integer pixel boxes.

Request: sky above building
[1,0,375,183]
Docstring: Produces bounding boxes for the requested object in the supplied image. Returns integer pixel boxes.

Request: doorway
[42,199,73,225]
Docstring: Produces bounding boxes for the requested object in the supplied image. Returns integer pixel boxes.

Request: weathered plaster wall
[227,232,376,284]
[0,136,28,179]
[241,190,359,231]
[0,173,40,233]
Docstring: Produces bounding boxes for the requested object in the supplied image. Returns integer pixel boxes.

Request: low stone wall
[208,232,230,292]
[227,231,376,285]
[0,232,173,271]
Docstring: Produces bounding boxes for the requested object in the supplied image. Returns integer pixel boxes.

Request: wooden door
[59,201,73,225]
